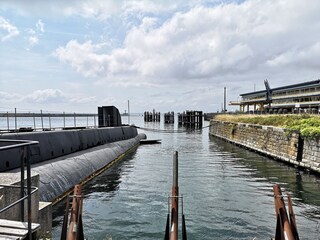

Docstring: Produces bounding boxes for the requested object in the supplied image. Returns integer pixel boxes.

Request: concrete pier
[0,173,52,238]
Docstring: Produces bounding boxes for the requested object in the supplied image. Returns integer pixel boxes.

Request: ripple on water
[51,118,320,239]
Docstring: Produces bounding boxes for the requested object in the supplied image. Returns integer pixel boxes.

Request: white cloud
[25,19,45,49]
[266,41,320,69]
[53,0,320,87]
[28,35,39,46]
[2,0,320,113]
[0,89,98,107]
[0,16,19,41]
[54,40,108,77]
[36,19,44,32]
[0,0,185,20]
[0,91,22,102]
[25,89,66,103]
[101,97,117,106]
[69,96,97,104]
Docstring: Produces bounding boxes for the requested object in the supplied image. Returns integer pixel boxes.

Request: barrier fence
[0,109,98,133]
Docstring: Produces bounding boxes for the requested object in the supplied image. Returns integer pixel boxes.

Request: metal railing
[0,109,98,133]
[0,139,39,239]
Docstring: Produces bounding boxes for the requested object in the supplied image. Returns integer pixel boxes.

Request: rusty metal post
[60,194,70,240]
[170,151,179,240]
[287,194,299,239]
[273,184,295,240]
[67,185,82,240]
[181,194,187,240]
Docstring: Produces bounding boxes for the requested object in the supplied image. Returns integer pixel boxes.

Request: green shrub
[215,114,320,138]
[285,117,320,138]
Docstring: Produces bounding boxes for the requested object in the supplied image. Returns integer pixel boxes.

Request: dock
[140,139,161,144]
[0,219,40,239]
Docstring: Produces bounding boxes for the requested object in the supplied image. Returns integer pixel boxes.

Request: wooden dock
[0,219,40,239]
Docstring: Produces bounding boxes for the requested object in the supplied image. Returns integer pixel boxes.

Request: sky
[1,0,320,114]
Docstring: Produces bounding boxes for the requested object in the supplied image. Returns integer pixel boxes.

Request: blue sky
[1,0,320,114]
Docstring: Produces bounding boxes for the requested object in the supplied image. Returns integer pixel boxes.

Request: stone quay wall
[209,120,320,174]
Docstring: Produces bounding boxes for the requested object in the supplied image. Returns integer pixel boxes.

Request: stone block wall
[209,120,320,174]
[303,139,320,172]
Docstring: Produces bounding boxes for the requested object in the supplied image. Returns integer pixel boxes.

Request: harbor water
[18,115,320,239]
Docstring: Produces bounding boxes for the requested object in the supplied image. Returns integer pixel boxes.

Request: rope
[132,124,213,133]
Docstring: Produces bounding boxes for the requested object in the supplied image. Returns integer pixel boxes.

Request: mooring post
[170,151,179,240]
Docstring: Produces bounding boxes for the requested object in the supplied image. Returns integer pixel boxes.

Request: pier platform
[0,219,40,239]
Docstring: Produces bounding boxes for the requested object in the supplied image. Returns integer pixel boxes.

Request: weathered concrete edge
[209,120,320,175]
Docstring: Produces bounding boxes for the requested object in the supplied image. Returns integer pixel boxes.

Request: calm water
[48,116,320,239]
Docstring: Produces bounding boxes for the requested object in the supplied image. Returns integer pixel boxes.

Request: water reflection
[209,136,320,220]
[52,150,137,237]
[51,116,320,239]
[82,151,137,197]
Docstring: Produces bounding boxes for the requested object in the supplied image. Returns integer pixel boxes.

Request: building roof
[240,79,320,97]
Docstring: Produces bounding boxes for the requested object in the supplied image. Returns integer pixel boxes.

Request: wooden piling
[178,110,203,127]
[144,110,161,122]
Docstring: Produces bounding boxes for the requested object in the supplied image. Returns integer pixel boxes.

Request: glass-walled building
[232,79,320,113]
